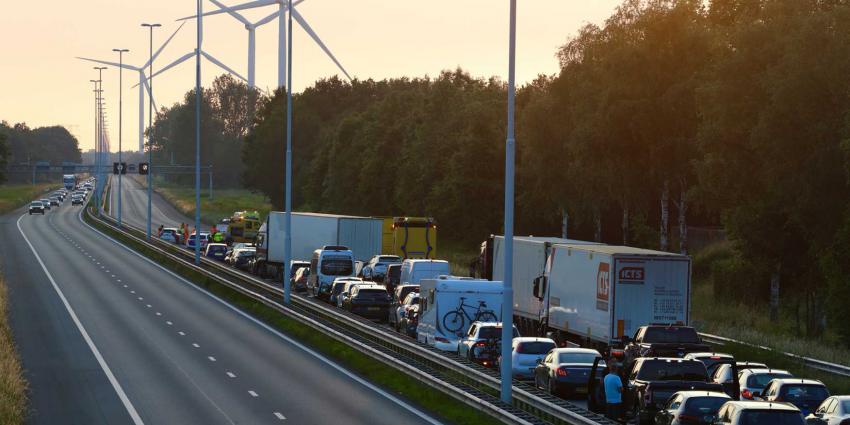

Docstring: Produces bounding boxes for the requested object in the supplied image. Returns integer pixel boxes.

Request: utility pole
[500,0,517,404]
[142,23,161,240]
[282,0,294,304]
[113,48,129,226]
[94,66,107,214]
[194,0,203,265]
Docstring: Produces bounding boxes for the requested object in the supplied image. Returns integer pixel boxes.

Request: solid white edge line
[80,209,443,425]
[16,214,145,425]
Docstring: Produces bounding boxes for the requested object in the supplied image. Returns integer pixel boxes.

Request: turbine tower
[76,23,185,152]
[179,0,351,89]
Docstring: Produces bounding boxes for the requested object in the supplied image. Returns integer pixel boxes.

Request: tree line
[0,121,82,183]
[148,0,850,345]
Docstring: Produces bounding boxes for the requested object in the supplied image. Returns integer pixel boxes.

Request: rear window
[237,250,255,257]
[843,400,850,413]
[636,360,707,381]
[321,256,353,275]
[643,327,701,344]
[738,410,804,425]
[517,341,556,355]
[386,266,401,283]
[779,385,829,401]
[557,353,598,364]
[356,289,389,299]
[478,327,519,340]
[747,373,792,389]
[682,396,728,416]
[378,256,401,263]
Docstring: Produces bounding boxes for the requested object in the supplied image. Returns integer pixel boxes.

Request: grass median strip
[85,209,500,425]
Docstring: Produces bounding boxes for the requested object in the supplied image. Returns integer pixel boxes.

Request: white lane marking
[80,210,442,425]
[192,343,200,348]
[274,412,286,420]
[111,275,116,278]
[156,312,162,316]
[146,305,152,309]
[123,285,128,288]
[248,390,258,397]
[130,291,136,294]
[117,279,122,283]
[178,331,185,336]
[16,214,145,425]
[137,297,143,301]
[226,372,236,378]
[166,321,173,326]
[208,356,216,362]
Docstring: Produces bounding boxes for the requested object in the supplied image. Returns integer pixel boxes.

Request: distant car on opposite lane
[29,201,46,215]
[39,199,52,210]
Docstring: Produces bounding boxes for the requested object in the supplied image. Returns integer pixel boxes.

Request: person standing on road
[604,363,623,421]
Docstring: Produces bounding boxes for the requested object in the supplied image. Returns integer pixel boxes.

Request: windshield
[321,256,353,276]
[683,397,728,416]
[746,373,792,389]
[378,256,401,264]
[738,410,804,425]
[557,353,598,364]
[779,385,829,402]
[643,327,701,344]
[636,360,707,381]
[516,341,555,355]
[31,202,41,206]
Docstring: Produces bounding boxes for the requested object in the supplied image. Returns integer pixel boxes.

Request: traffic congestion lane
[10,202,440,424]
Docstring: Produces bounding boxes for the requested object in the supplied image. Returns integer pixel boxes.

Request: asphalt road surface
[1,196,440,424]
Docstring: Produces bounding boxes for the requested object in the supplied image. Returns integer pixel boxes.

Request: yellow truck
[226,210,261,244]
[379,217,437,259]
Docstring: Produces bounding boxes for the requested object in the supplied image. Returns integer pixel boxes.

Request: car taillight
[435,337,449,344]
[677,414,699,423]
[475,341,486,347]
[741,389,753,399]
[610,349,625,359]
[557,368,569,377]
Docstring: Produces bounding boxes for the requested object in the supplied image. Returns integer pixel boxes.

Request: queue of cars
[28,180,92,215]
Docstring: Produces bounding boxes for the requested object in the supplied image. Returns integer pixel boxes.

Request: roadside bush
[710,253,766,301]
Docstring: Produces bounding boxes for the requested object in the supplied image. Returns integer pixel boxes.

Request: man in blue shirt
[603,363,623,420]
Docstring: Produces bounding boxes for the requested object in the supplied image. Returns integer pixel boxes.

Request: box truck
[479,235,602,336]
[533,245,691,350]
[253,212,383,279]
[417,276,503,352]
[376,217,438,259]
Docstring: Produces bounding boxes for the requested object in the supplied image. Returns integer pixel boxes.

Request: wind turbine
[138,47,248,89]
[77,23,185,152]
[179,0,352,89]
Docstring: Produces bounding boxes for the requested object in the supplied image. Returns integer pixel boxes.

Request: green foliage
[0,121,81,167]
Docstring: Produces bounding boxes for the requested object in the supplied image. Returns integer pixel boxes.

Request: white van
[307,246,355,300]
[399,259,450,285]
[417,276,503,352]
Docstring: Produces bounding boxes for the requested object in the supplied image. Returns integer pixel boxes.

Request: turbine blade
[141,78,158,112]
[145,21,186,68]
[201,50,248,82]
[291,9,352,81]
[209,0,251,26]
[134,51,196,87]
[254,0,305,26]
[76,56,140,71]
[176,0,276,21]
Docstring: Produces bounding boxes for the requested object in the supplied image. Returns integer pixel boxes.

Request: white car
[337,279,365,308]
[392,292,420,332]
[806,395,850,425]
[159,227,180,243]
[507,337,556,380]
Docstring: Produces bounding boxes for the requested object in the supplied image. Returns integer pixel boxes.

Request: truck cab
[307,246,355,301]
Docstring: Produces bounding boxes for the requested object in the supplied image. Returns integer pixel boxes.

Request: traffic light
[139,163,149,175]
[113,162,127,175]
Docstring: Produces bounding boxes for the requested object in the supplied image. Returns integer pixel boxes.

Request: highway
[1,190,440,424]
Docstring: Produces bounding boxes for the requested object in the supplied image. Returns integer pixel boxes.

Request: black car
[654,390,731,425]
[29,201,46,215]
[624,325,712,363]
[384,263,402,293]
[341,284,391,321]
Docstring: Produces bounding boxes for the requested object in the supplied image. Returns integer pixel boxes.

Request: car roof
[768,378,825,386]
[743,368,791,375]
[550,347,601,355]
[355,284,385,290]
[722,400,800,411]
[513,337,555,343]
[686,352,734,359]
[207,243,227,247]
[674,390,731,399]
[471,321,507,327]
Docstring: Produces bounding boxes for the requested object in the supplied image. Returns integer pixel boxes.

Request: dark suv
[624,325,711,363]
[341,284,391,321]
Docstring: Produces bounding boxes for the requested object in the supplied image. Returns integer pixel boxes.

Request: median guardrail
[86,208,614,425]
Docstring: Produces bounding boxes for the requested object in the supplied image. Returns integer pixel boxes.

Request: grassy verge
[85,207,497,425]
[136,176,272,225]
[0,183,56,214]
[0,275,26,424]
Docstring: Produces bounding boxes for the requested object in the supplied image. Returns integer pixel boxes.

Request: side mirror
[536,358,543,365]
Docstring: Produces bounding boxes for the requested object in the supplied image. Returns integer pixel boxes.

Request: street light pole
[282,0,294,304]
[142,23,161,240]
[194,0,203,265]
[500,0,517,404]
[113,48,129,227]
[90,79,99,192]
[94,66,107,214]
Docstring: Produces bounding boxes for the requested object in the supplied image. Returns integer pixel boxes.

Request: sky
[0,1,621,152]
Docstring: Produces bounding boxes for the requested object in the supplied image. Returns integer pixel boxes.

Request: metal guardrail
[86,209,614,425]
[699,332,850,378]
